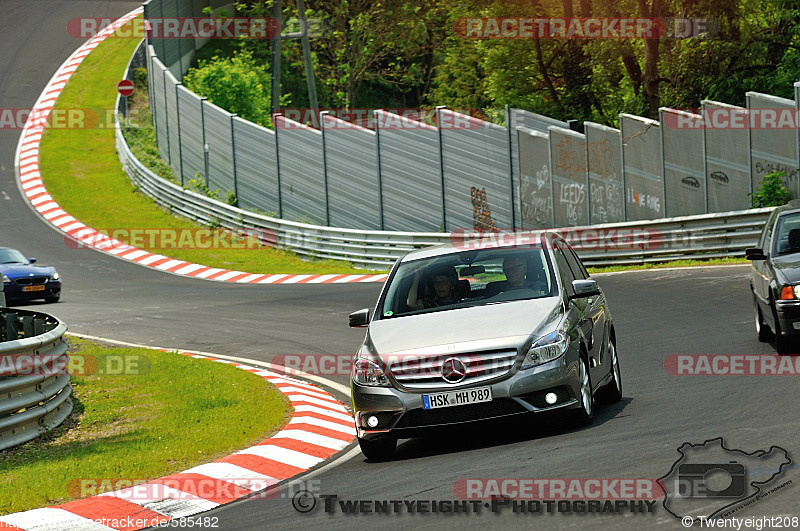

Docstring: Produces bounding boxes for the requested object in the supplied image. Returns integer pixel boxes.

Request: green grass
[586,257,749,274]
[0,337,290,515]
[37,18,378,275]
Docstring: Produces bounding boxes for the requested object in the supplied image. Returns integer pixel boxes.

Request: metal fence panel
[549,127,588,227]
[151,57,169,163]
[440,110,512,231]
[701,101,752,212]
[375,111,443,232]
[202,100,235,195]
[164,70,181,180]
[274,116,327,225]
[620,114,664,220]
[322,116,381,230]
[509,109,569,228]
[584,122,623,224]
[177,86,204,185]
[158,0,182,76]
[517,127,552,229]
[660,109,706,216]
[747,92,799,197]
[232,117,279,215]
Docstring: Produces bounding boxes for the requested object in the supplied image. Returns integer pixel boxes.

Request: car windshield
[773,212,800,255]
[378,247,557,319]
[0,249,27,264]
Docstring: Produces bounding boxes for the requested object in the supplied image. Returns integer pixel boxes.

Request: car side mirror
[570,279,600,299]
[745,248,768,261]
[349,308,371,328]
[28,257,37,264]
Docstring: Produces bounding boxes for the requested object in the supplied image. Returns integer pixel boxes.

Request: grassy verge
[38,17,378,275]
[0,337,290,515]
[586,256,749,274]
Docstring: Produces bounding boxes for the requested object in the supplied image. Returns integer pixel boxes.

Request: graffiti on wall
[588,139,615,179]
[520,164,552,227]
[553,136,587,178]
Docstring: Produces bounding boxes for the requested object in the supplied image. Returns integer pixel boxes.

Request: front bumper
[351,350,583,440]
[3,281,61,301]
[775,300,800,336]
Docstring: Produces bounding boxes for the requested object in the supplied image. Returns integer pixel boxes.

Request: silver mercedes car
[348,233,622,460]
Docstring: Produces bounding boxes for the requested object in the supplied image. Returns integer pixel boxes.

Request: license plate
[422,387,492,409]
[22,285,45,292]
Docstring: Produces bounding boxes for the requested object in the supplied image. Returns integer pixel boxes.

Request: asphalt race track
[1,3,799,530]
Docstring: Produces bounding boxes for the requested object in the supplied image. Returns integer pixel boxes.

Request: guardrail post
[320,110,331,226]
[200,98,209,189]
[436,105,447,232]
[176,83,184,186]
[374,110,385,230]
[230,114,239,203]
[5,314,19,341]
[272,112,284,218]
[505,104,516,229]
[163,70,171,165]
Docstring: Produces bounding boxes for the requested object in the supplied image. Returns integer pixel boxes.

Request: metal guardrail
[0,309,71,451]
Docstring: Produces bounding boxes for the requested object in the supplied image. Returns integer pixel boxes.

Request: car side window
[553,244,576,297]
[563,242,589,280]
[761,211,779,251]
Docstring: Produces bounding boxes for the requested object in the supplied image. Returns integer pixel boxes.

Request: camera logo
[660,438,792,523]
[677,462,746,498]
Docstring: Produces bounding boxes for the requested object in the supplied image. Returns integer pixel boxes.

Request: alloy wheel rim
[611,343,621,393]
[580,360,592,415]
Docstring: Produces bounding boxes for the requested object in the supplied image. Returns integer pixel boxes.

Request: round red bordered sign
[117,80,135,97]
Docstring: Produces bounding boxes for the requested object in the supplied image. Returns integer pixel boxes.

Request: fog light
[366,415,379,428]
[545,392,558,405]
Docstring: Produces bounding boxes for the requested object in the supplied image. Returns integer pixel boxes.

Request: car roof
[399,232,558,263]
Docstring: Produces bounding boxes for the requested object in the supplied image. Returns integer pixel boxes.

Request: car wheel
[572,356,594,426]
[44,296,60,303]
[358,436,396,461]
[754,296,771,342]
[598,340,622,404]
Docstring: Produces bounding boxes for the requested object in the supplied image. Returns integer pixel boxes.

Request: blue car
[0,248,61,303]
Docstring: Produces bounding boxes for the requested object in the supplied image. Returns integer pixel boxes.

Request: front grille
[389,349,518,390]
[15,277,48,286]
[394,398,527,429]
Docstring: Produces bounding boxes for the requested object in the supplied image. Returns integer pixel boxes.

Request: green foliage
[183,50,272,127]
[751,171,791,207]
[187,173,221,200]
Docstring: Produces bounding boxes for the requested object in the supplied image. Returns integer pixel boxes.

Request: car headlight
[51,272,60,281]
[352,356,391,387]
[2,275,9,284]
[522,331,569,369]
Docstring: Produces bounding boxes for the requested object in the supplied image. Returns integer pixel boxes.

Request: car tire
[754,296,771,342]
[44,296,60,303]
[572,356,594,426]
[598,340,622,404]
[358,436,396,461]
